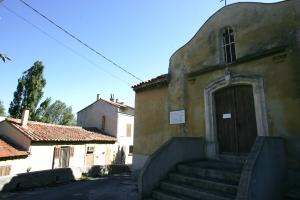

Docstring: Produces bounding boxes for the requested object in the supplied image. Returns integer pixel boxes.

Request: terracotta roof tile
[132,74,169,92]
[6,118,116,143]
[0,138,28,159]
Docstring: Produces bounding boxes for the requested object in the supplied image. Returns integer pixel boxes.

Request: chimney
[21,109,30,127]
[110,94,114,102]
[97,94,100,100]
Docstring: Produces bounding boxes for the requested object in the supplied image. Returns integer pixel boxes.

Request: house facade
[77,95,134,164]
[132,0,300,180]
[0,110,116,176]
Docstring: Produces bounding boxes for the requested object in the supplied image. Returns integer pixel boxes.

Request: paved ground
[0,173,138,200]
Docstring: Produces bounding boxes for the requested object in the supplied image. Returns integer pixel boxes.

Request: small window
[129,145,133,154]
[0,166,11,176]
[222,27,236,64]
[87,146,95,154]
[101,116,106,132]
[126,124,132,137]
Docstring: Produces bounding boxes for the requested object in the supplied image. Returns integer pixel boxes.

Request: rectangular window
[101,116,106,132]
[0,166,11,176]
[129,145,133,154]
[86,146,95,154]
[126,124,132,137]
[222,27,236,64]
[59,147,70,168]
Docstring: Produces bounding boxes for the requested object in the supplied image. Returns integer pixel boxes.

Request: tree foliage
[0,53,11,62]
[0,100,6,116]
[35,99,75,125]
[9,61,46,119]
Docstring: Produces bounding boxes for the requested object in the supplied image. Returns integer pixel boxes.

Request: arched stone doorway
[204,73,269,158]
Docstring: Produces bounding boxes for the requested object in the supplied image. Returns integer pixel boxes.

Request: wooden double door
[214,85,257,153]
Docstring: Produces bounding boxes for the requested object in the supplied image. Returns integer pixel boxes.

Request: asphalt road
[0,173,138,200]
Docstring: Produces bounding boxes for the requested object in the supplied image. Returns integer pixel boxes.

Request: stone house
[132,1,300,199]
[77,95,134,164]
[0,110,116,176]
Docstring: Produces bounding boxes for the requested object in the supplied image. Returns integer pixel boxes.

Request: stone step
[186,160,243,171]
[285,188,300,200]
[177,164,241,183]
[168,172,238,194]
[159,181,235,200]
[152,190,195,200]
[288,170,300,188]
[217,154,248,165]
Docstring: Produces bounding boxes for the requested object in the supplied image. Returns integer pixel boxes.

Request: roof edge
[132,74,169,92]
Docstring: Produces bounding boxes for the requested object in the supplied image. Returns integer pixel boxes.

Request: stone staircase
[147,156,245,200]
[285,169,300,200]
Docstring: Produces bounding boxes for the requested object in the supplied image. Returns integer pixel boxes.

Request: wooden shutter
[0,166,11,176]
[4,166,11,176]
[126,124,132,137]
[54,147,61,159]
[69,147,74,157]
[0,166,3,176]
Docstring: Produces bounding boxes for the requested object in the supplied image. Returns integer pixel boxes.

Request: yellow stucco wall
[134,0,300,157]
[134,87,170,155]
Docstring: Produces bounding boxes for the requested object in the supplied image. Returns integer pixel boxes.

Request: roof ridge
[77,97,134,113]
[6,118,81,129]
[5,118,116,142]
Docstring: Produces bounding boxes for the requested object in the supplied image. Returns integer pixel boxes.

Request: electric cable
[18,0,143,82]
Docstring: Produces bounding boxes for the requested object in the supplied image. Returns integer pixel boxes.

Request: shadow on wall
[112,146,126,165]
[0,168,79,192]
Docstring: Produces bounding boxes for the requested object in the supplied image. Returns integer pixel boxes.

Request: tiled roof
[5,118,116,143]
[0,138,28,159]
[132,74,169,92]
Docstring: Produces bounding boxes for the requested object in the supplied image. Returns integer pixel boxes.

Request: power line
[1,3,132,86]
[18,0,143,82]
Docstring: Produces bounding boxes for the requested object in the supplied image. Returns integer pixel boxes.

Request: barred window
[222,27,236,64]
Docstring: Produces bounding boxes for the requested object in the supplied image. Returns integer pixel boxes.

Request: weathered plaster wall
[133,87,169,156]
[117,112,134,164]
[0,121,31,150]
[168,0,300,144]
[0,158,28,175]
[133,0,300,171]
[77,101,118,137]
[0,143,117,176]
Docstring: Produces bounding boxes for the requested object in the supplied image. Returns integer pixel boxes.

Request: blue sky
[0,0,281,115]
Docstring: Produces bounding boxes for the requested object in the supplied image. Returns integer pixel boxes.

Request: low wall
[236,136,287,200]
[86,164,132,177]
[0,167,81,192]
[138,137,205,199]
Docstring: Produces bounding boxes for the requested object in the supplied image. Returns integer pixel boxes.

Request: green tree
[36,100,75,125]
[0,53,11,62]
[0,100,6,116]
[9,61,46,119]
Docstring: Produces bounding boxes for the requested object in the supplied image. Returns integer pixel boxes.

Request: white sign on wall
[170,110,185,124]
[222,113,231,119]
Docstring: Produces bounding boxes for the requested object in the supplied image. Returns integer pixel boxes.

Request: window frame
[222,27,236,64]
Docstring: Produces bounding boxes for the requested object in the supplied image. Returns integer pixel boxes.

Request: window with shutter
[0,166,11,176]
[126,123,132,137]
[54,147,61,159]
[69,147,74,157]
